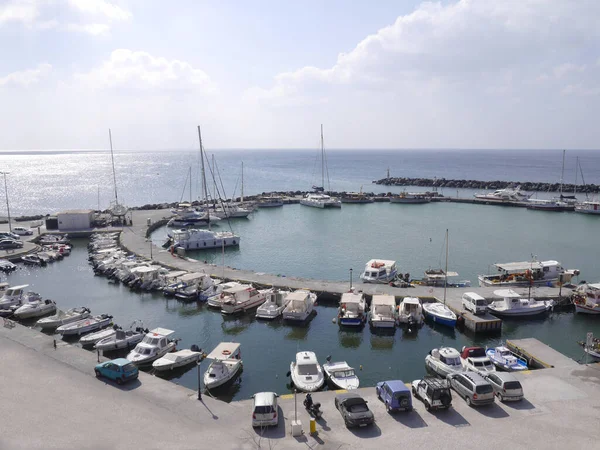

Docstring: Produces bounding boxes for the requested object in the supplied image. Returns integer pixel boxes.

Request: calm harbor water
[2,239,598,402]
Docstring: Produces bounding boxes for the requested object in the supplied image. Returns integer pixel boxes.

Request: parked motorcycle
[303,393,323,419]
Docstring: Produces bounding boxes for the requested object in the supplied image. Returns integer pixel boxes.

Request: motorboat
[422,302,457,328]
[36,307,91,330]
[0,285,29,310]
[256,195,284,207]
[79,327,118,348]
[389,192,430,204]
[300,192,342,208]
[425,347,465,378]
[474,185,531,203]
[289,351,325,392]
[579,338,600,360]
[282,290,317,322]
[397,297,424,328]
[174,273,215,301]
[211,204,252,219]
[95,323,148,352]
[57,314,113,336]
[526,198,571,212]
[487,289,553,317]
[13,299,57,320]
[255,288,291,320]
[337,290,367,327]
[169,228,240,251]
[203,342,243,390]
[573,283,600,314]
[221,285,268,315]
[486,346,528,372]
[21,255,47,266]
[0,259,17,273]
[153,345,203,371]
[340,189,373,204]
[206,281,243,308]
[322,358,359,390]
[478,258,579,287]
[360,259,398,284]
[126,328,178,366]
[575,200,600,215]
[421,269,471,287]
[368,294,397,328]
[460,347,496,375]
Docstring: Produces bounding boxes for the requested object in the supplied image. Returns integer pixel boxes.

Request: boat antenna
[321,124,325,191]
[574,156,578,195]
[241,161,244,204]
[444,229,448,306]
[109,129,119,206]
[559,149,565,197]
[197,126,210,229]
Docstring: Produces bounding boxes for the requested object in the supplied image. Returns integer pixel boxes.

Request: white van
[462,292,487,315]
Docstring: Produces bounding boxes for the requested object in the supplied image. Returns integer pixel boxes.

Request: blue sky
[0,0,599,150]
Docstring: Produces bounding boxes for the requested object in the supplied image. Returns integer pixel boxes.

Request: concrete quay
[2,321,600,449]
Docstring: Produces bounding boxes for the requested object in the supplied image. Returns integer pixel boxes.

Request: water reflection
[338,329,363,349]
[369,331,396,350]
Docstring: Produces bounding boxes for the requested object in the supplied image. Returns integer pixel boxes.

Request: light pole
[197,360,202,400]
[146,238,153,260]
[350,268,353,290]
[1,172,11,232]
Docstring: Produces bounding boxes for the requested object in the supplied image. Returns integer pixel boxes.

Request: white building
[57,210,95,231]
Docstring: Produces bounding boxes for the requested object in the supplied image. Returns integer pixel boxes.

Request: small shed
[57,210,95,231]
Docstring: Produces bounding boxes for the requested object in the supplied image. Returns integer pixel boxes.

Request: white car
[251,392,279,427]
[12,227,33,236]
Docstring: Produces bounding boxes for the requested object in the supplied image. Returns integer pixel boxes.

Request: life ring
[222,349,231,356]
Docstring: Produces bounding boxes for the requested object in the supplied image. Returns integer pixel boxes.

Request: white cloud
[68,0,131,21]
[66,22,110,35]
[75,49,216,92]
[0,63,52,87]
[0,0,39,26]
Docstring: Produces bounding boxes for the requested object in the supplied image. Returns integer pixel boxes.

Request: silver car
[483,372,524,402]
[447,372,495,407]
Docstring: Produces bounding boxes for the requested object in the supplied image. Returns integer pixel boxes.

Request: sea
[1,149,599,401]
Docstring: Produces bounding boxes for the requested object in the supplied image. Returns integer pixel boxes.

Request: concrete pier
[507,338,580,369]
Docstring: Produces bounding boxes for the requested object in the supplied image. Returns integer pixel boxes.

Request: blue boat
[486,346,528,371]
[338,291,367,327]
[422,302,457,328]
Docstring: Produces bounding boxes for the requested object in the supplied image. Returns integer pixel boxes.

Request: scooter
[303,393,323,419]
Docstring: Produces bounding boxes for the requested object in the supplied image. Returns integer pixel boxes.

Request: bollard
[53,339,57,350]
[97,350,100,362]
[309,418,317,435]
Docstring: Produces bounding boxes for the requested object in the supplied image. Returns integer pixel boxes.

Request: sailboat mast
[574,156,578,195]
[444,229,449,306]
[559,149,565,196]
[241,161,244,203]
[189,166,192,204]
[321,124,324,190]
[109,129,119,205]
[197,126,210,227]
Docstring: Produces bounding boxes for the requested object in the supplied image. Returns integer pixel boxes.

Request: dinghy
[36,307,91,330]
[57,314,113,336]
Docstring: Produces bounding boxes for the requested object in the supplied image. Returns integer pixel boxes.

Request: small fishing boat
[322,358,359,390]
[486,346,528,372]
[95,323,148,352]
[487,289,553,317]
[0,260,17,273]
[289,351,325,392]
[360,259,398,284]
[80,327,118,348]
[389,192,430,204]
[460,346,496,375]
[255,288,291,320]
[13,299,57,320]
[221,285,268,315]
[126,328,178,366]
[57,314,113,336]
[203,342,243,390]
[206,281,243,308]
[368,294,397,328]
[337,290,367,327]
[573,283,600,314]
[425,347,465,378]
[36,307,91,330]
[478,259,579,288]
[282,290,316,322]
[397,297,424,328]
[256,195,284,207]
[153,345,203,371]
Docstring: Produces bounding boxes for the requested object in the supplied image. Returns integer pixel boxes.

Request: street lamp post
[350,268,353,290]
[197,360,202,400]
[1,172,11,232]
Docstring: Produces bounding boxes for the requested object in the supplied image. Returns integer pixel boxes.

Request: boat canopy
[165,270,188,280]
[425,271,459,280]
[340,292,363,304]
[402,297,421,305]
[296,351,318,366]
[286,290,311,302]
[493,289,521,298]
[365,259,396,269]
[371,294,396,307]
[130,266,160,274]
[494,260,560,273]
[206,342,241,360]
[179,272,206,283]
[147,327,174,338]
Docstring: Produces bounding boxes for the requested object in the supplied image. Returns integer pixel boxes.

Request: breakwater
[373,177,600,193]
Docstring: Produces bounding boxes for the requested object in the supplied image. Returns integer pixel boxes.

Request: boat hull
[423,309,456,328]
[153,356,200,372]
[487,307,550,318]
[204,362,242,389]
[339,317,365,327]
[574,303,600,314]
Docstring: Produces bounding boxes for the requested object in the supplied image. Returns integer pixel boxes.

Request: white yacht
[575,200,600,215]
[36,307,91,330]
[282,290,316,322]
[0,285,29,310]
[153,347,203,371]
[290,351,325,392]
[322,359,359,390]
[360,259,398,284]
[95,325,147,352]
[460,346,496,375]
[256,289,291,320]
[368,295,397,328]
[337,290,367,327]
[478,259,579,287]
[211,204,252,219]
[203,342,243,390]
[57,314,113,336]
[300,192,342,208]
[425,347,465,378]
[221,285,268,315]
[13,299,57,320]
[397,297,424,327]
[170,228,240,251]
[474,185,531,203]
[126,328,178,366]
[487,289,553,317]
[206,281,244,308]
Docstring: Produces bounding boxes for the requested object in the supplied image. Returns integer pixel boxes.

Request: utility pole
[0,172,11,232]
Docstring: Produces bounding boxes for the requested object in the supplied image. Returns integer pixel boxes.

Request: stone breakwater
[373,177,600,194]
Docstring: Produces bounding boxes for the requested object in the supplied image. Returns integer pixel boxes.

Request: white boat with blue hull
[486,346,528,372]
[337,290,367,327]
[422,302,456,328]
[360,260,398,284]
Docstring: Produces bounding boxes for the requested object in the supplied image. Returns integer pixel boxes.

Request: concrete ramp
[508,338,579,369]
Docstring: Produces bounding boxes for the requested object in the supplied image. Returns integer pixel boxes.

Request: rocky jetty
[373,177,600,194]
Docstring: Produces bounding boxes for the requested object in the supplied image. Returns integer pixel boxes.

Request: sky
[0,0,599,150]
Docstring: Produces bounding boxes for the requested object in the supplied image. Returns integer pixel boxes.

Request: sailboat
[300,125,341,209]
[422,229,457,328]
[527,150,575,212]
[107,129,129,218]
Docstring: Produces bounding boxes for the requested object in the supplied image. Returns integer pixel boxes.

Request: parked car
[483,372,524,402]
[376,380,413,412]
[447,372,495,407]
[0,239,23,249]
[13,227,33,236]
[251,392,279,427]
[0,232,20,240]
[335,393,375,428]
[94,358,139,385]
[411,377,452,411]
